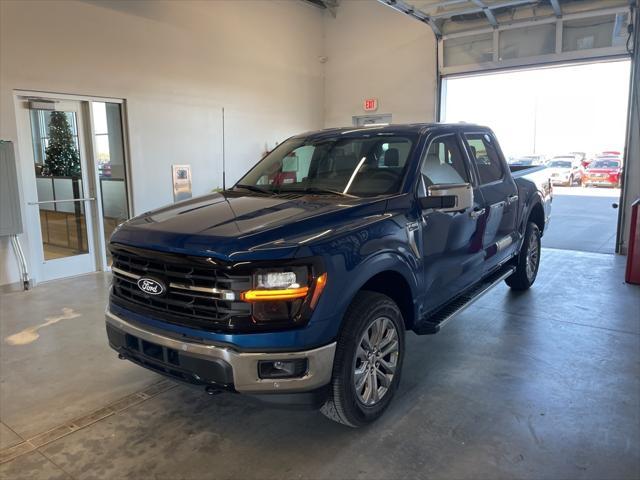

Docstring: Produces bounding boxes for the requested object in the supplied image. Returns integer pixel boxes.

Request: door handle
[470,208,485,219]
[507,194,519,204]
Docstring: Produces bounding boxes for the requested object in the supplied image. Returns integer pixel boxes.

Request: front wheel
[321,291,405,427]
[506,221,541,291]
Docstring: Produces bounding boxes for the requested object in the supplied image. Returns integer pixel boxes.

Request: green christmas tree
[44,112,81,177]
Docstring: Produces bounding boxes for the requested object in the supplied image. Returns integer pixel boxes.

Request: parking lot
[542,186,621,253]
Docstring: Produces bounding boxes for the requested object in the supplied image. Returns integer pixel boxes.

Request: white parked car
[547,156,583,186]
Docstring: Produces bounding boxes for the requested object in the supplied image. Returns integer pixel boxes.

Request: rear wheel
[320,291,404,427]
[506,221,541,291]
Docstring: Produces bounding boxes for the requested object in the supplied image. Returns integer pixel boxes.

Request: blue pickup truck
[106,123,551,427]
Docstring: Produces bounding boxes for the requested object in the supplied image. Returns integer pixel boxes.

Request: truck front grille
[110,244,252,331]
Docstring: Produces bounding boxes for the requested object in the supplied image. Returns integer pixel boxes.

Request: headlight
[241,267,309,302]
[240,266,327,323]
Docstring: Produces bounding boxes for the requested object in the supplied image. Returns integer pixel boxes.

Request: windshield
[548,160,572,168]
[235,133,417,197]
[590,160,620,169]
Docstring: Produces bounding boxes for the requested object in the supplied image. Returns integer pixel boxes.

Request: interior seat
[422,153,464,185]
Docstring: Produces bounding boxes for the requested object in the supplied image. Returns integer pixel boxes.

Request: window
[238,134,417,197]
[443,33,493,67]
[465,133,504,185]
[420,134,469,190]
[256,144,315,186]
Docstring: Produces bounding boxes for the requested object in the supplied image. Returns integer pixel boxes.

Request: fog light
[258,359,308,379]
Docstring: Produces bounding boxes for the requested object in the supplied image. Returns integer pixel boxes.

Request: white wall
[323,0,438,127]
[0,0,325,285]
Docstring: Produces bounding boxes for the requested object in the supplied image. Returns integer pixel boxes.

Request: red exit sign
[363,98,378,112]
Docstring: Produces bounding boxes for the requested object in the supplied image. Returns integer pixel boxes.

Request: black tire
[506,221,541,291]
[320,291,405,427]
[568,175,574,187]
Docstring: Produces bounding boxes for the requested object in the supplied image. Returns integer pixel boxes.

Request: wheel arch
[528,200,545,235]
[325,253,420,336]
[358,270,416,331]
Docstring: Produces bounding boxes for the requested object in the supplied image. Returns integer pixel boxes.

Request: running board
[413,265,516,335]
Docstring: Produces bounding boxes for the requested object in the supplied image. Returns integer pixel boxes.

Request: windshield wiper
[283,187,355,198]
[234,184,276,195]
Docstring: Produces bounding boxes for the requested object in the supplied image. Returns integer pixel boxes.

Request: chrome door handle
[470,208,485,219]
[28,198,95,205]
[507,194,519,204]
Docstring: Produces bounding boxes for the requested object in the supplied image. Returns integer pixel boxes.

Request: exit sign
[363,98,378,112]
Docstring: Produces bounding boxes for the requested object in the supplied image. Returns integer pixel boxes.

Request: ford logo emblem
[137,278,165,296]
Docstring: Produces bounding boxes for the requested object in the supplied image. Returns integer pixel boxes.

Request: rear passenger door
[463,132,519,273]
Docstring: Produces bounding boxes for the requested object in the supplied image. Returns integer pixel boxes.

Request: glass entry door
[23,100,98,281]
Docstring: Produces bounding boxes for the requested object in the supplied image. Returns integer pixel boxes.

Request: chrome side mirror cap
[419,183,473,213]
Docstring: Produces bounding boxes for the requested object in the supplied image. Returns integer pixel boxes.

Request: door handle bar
[28,198,95,205]
[470,208,486,219]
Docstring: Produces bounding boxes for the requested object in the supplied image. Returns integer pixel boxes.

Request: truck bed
[509,164,547,178]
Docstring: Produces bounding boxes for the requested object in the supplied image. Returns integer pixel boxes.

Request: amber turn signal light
[310,273,327,309]
[241,287,309,302]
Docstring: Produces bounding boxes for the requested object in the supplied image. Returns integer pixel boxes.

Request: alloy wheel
[525,231,540,281]
[353,316,399,406]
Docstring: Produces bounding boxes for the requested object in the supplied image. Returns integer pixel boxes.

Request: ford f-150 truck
[106,123,552,427]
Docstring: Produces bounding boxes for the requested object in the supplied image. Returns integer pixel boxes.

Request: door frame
[13,90,131,283]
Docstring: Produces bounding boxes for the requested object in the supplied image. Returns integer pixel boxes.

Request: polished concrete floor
[0,249,638,479]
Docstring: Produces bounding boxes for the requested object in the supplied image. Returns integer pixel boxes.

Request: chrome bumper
[105,310,336,394]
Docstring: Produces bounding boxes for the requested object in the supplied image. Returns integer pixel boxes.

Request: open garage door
[441,60,631,253]
[380,1,632,75]
[380,0,637,254]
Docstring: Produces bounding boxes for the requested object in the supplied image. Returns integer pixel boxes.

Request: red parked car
[582,158,623,188]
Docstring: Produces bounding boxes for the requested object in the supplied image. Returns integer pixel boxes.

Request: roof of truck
[293,122,492,141]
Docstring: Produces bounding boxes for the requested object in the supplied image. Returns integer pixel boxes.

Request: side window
[464,133,504,185]
[420,134,469,189]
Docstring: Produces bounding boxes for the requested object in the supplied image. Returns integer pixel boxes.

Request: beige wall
[0,0,437,286]
[323,0,438,127]
[0,0,326,285]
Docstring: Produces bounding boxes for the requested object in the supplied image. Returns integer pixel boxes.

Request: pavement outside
[541,186,621,254]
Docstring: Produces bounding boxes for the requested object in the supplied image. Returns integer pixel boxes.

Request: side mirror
[419,183,473,213]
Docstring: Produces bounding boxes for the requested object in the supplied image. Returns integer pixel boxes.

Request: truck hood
[111,192,388,261]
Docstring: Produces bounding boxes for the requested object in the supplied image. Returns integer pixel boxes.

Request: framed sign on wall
[172,164,192,202]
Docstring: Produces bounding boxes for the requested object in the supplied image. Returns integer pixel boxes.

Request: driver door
[418,132,486,313]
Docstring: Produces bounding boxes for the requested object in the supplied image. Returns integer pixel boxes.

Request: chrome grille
[110,246,251,330]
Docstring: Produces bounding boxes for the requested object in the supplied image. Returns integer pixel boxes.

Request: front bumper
[105,310,336,395]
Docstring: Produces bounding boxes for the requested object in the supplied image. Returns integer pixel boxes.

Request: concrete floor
[542,187,621,254]
[0,249,639,479]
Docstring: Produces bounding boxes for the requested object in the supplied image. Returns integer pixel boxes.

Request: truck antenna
[222,107,226,191]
